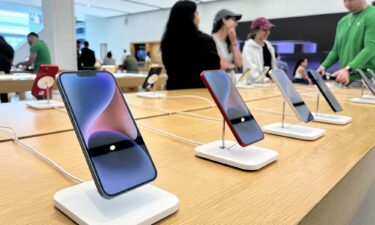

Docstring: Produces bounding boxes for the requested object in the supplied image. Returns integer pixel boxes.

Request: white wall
[85,0,352,64]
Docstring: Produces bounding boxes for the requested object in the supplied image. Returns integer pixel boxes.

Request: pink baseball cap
[251,17,275,30]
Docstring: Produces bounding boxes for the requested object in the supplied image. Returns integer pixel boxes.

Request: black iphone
[57,71,157,199]
[142,67,162,90]
[308,70,343,112]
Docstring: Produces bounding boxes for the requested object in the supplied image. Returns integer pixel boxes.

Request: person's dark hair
[212,17,233,53]
[27,32,39,38]
[147,51,151,57]
[107,51,112,58]
[83,41,89,47]
[372,0,375,6]
[293,58,307,77]
[161,0,198,52]
[248,27,260,40]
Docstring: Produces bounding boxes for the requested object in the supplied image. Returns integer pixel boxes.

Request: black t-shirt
[263,45,272,77]
[162,31,220,90]
[262,45,272,68]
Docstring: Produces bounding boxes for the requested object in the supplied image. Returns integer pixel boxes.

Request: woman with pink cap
[242,17,278,84]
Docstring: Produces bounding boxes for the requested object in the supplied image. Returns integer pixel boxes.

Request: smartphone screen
[142,67,162,90]
[32,64,59,97]
[201,70,264,147]
[308,70,342,112]
[57,71,157,198]
[357,69,375,95]
[269,69,314,123]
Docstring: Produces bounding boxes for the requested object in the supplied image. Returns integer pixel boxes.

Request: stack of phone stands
[350,69,375,105]
[136,67,166,99]
[55,71,178,224]
[26,64,65,109]
[198,70,278,170]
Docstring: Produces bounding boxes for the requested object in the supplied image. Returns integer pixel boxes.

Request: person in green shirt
[122,54,139,73]
[318,0,375,86]
[16,32,51,73]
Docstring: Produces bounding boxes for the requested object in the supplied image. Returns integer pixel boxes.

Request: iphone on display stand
[55,71,178,224]
[350,69,375,105]
[262,69,325,140]
[26,64,65,109]
[196,70,278,171]
[307,70,351,125]
[137,67,165,98]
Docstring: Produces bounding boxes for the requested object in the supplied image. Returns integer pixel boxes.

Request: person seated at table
[122,53,139,73]
[212,9,243,71]
[242,17,278,84]
[161,0,220,90]
[0,35,14,103]
[292,58,311,85]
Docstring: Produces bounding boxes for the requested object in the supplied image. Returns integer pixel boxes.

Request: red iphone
[201,70,264,147]
[31,64,59,98]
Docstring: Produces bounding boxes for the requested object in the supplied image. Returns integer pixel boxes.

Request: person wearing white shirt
[242,17,278,84]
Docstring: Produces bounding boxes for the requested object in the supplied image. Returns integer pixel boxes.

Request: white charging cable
[137,122,204,146]
[0,125,84,184]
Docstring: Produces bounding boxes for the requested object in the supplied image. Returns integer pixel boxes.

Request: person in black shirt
[161,0,220,90]
[80,41,96,70]
[0,35,14,103]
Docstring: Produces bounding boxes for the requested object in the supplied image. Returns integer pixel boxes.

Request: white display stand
[312,112,352,125]
[350,83,375,105]
[311,92,351,125]
[54,181,179,225]
[27,76,65,109]
[195,140,278,170]
[195,120,278,170]
[137,74,166,99]
[262,122,325,140]
[27,100,64,109]
[262,101,325,140]
[136,92,166,99]
[350,97,375,105]
[362,95,375,99]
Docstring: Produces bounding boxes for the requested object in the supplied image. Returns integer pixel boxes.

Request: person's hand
[317,66,326,75]
[228,28,237,46]
[333,68,350,85]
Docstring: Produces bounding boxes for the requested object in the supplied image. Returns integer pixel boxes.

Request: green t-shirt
[322,6,375,81]
[30,40,51,73]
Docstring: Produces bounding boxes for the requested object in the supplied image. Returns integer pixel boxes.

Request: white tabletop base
[54,181,179,225]
[351,97,375,105]
[312,112,352,125]
[262,122,325,140]
[26,100,65,109]
[195,140,278,170]
[136,92,166,99]
[362,95,375,99]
